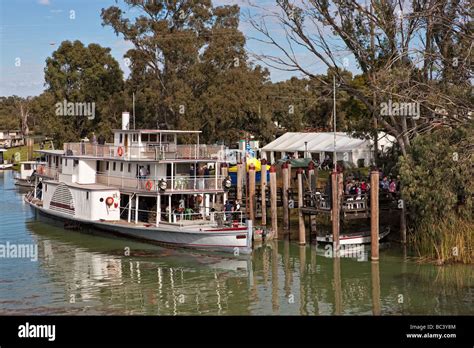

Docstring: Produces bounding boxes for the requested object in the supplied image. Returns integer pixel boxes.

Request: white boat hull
[0,164,13,170]
[26,197,253,254]
[316,228,390,245]
[15,178,34,187]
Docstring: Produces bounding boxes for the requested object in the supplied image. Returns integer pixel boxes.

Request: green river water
[0,171,472,315]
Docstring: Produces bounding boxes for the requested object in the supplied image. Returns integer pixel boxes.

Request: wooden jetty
[224,160,402,258]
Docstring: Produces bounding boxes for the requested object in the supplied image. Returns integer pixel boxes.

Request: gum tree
[101,0,274,143]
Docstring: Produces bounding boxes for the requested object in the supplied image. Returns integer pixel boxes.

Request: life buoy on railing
[105,196,114,206]
[117,146,124,157]
[145,180,153,191]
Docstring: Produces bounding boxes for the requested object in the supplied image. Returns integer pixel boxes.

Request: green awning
[276,158,317,168]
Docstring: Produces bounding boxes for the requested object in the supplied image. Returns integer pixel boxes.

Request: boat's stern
[200,220,253,255]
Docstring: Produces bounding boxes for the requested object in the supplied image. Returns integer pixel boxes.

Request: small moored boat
[14,161,44,187]
[0,149,13,170]
[316,227,390,245]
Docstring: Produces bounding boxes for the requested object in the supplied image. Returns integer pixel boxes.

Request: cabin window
[113,162,116,171]
[73,159,79,167]
[120,163,124,172]
[149,134,157,142]
[24,164,32,170]
[128,163,131,172]
[161,134,175,143]
[86,192,89,200]
[106,161,109,171]
[119,133,123,144]
[141,134,149,142]
[64,159,67,167]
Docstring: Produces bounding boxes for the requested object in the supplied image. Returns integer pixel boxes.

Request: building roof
[261,132,368,153]
[36,150,64,155]
[113,129,201,134]
[261,132,396,153]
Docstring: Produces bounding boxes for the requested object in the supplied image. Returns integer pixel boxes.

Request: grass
[410,217,474,265]
[3,144,52,169]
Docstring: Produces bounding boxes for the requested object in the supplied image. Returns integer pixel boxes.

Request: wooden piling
[282,162,289,231]
[299,245,307,315]
[26,137,34,161]
[271,241,279,313]
[371,261,381,315]
[236,162,243,202]
[297,169,306,245]
[333,256,343,315]
[248,163,256,222]
[307,162,317,238]
[331,172,340,254]
[287,163,292,188]
[261,159,267,226]
[370,170,380,261]
[269,165,278,239]
[221,163,228,178]
[307,161,316,191]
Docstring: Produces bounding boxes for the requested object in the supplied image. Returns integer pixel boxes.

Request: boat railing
[64,143,225,160]
[303,191,331,210]
[36,164,61,180]
[342,194,369,211]
[120,205,244,227]
[169,211,245,226]
[96,172,227,192]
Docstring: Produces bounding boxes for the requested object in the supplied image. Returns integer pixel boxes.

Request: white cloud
[38,0,51,5]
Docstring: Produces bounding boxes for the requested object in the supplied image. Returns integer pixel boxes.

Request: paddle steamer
[25,112,252,254]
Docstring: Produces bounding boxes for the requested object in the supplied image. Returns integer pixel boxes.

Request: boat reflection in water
[29,221,253,315]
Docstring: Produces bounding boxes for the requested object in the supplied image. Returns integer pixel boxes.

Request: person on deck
[233,200,241,221]
[360,180,368,193]
[380,176,390,192]
[197,165,204,189]
[139,166,148,189]
[389,178,397,194]
[224,200,233,221]
[396,175,401,192]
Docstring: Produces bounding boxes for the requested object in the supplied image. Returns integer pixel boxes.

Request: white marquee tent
[261,132,395,166]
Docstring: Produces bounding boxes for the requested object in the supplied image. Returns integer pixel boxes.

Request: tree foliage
[43,40,125,144]
[101,0,273,144]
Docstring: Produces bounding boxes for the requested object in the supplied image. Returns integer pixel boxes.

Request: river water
[0,171,472,315]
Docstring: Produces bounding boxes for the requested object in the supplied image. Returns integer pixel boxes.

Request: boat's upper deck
[61,129,225,162]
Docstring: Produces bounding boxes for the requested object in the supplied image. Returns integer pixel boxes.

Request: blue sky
[0,0,355,97]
